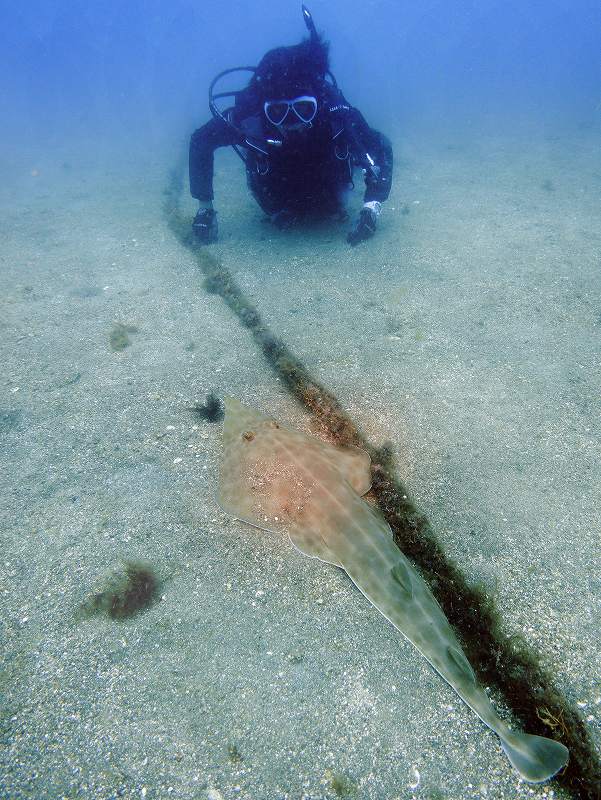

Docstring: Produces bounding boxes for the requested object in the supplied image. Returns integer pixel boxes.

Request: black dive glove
[347,202,381,247]
[192,208,218,244]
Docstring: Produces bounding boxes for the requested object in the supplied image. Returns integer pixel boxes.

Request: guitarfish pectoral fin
[500,730,569,783]
[288,525,342,567]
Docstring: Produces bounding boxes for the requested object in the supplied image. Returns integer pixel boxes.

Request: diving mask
[264,95,318,127]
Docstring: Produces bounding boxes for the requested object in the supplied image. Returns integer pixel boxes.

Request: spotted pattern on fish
[216,397,569,783]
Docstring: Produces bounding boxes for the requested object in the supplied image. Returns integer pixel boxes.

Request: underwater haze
[2,0,601,154]
[1,1,601,800]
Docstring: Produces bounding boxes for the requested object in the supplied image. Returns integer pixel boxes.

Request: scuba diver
[189,5,393,247]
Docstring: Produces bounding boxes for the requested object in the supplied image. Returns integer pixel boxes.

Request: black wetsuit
[189,83,393,219]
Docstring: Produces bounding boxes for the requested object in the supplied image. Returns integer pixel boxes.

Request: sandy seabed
[1,125,600,800]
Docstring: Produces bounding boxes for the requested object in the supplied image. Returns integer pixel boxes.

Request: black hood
[251,35,330,100]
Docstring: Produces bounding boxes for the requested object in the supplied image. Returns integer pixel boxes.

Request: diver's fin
[500,731,568,783]
[302,5,319,41]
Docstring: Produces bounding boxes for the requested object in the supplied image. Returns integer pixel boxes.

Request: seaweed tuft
[109,322,139,352]
[227,743,243,763]
[81,561,159,620]
[326,770,357,798]
[188,392,224,423]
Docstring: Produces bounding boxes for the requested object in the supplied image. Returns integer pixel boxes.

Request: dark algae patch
[81,561,159,620]
[0,409,24,434]
[53,371,82,389]
[327,770,358,798]
[227,743,243,763]
[187,392,224,422]
[163,162,601,799]
[70,285,102,299]
[109,322,139,351]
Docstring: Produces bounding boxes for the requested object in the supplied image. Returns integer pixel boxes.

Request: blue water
[2,0,600,153]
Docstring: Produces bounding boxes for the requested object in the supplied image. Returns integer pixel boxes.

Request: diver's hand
[347,201,381,247]
[192,208,218,244]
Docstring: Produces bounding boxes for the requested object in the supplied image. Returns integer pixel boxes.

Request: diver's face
[263,95,318,132]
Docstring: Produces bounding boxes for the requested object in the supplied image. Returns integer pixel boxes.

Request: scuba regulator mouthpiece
[302,5,319,42]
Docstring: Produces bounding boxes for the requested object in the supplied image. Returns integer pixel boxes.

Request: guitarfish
[217,397,568,783]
